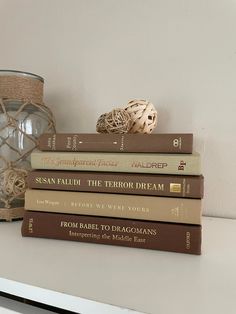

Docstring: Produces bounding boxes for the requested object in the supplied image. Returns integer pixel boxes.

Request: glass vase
[0,70,56,221]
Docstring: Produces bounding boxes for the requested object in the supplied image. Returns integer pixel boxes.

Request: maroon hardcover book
[22,211,202,255]
[27,170,204,198]
[38,133,193,153]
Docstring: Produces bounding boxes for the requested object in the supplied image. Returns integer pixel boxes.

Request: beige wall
[0,0,236,218]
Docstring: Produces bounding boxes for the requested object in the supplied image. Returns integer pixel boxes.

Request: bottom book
[21,211,202,255]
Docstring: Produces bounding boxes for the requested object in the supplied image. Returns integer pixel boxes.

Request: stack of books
[22,133,204,254]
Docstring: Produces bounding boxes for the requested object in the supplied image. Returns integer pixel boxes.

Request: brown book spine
[38,133,193,153]
[21,211,202,254]
[27,170,204,198]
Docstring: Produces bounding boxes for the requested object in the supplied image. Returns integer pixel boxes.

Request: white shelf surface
[0,216,236,314]
[0,296,54,314]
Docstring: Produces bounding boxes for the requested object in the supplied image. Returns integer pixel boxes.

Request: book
[21,211,202,254]
[38,133,193,153]
[31,151,201,175]
[25,189,202,224]
[27,170,204,198]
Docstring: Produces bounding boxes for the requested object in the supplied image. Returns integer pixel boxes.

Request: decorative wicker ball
[96,113,108,133]
[0,168,28,207]
[96,109,132,134]
[124,99,157,134]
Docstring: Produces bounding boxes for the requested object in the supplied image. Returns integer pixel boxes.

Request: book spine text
[25,189,202,225]
[22,211,202,254]
[27,171,204,198]
[39,133,193,153]
[31,151,201,175]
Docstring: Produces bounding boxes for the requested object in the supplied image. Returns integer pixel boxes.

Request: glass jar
[0,70,55,221]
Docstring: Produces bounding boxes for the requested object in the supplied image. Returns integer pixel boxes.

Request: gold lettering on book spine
[45,134,56,150]
[69,230,101,240]
[35,177,81,186]
[104,180,134,189]
[51,134,56,150]
[186,231,191,249]
[35,177,56,184]
[28,218,34,234]
[135,182,164,191]
[131,161,168,169]
[60,220,157,236]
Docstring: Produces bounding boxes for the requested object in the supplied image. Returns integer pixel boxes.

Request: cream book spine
[25,189,202,225]
[30,151,201,175]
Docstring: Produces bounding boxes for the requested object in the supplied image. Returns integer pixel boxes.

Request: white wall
[0,0,236,218]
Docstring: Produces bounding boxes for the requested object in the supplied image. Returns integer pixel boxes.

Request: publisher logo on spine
[178,160,186,171]
[170,183,182,193]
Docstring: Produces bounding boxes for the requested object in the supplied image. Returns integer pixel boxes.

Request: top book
[38,133,193,153]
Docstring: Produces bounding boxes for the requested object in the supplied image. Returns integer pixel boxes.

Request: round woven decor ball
[1,168,28,199]
[97,109,132,134]
[96,113,107,133]
[124,99,157,133]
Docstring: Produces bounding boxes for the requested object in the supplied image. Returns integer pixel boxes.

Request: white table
[0,216,236,314]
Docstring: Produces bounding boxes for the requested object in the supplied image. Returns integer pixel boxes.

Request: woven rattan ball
[0,168,27,207]
[124,99,157,133]
[96,113,108,133]
[1,168,28,199]
[97,109,132,134]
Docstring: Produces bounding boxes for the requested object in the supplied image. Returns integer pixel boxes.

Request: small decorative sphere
[1,168,28,200]
[124,99,158,134]
[96,109,132,134]
[96,113,107,133]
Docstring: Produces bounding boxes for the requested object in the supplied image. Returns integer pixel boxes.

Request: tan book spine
[31,151,201,175]
[21,211,202,254]
[27,170,204,198]
[25,189,202,225]
[38,133,193,153]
